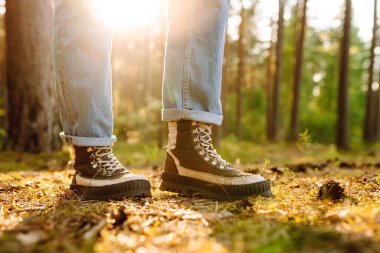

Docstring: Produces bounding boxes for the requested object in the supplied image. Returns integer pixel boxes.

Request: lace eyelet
[205,157,210,161]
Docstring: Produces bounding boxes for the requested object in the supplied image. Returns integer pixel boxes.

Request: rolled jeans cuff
[59,132,117,146]
[162,108,223,126]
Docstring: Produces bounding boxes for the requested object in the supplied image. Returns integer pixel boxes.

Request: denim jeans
[53,0,229,146]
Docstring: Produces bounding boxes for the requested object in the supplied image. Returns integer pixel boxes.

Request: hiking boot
[70,146,151,200]
[159,120,272,200]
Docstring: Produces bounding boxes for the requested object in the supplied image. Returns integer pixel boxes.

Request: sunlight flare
[91,0,161,31]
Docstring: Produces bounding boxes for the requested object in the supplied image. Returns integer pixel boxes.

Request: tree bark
[336,0,352,150]
[269,0,285,141]
[290,0,308,141]
[364,0,378,143]
[236,3,246,139]
[0,12,5,133]
[376,72,380,141]
[5,0,59,152]
[265,19,275,141]
[221,33,230,138]
[144,25,152,107]
[215,33,230,147]
[157,2,166,148]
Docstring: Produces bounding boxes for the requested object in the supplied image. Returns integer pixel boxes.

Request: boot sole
[70,179,151,201]
[160,172,272,201]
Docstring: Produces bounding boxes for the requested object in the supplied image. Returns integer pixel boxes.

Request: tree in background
[337,0,352,149]
[269,0,285,141]
[265,19,275,141]
[157,2,167,148]
[222,33,230,137]
[214,33,231,147]
[290,0,308,141]
[5,0,59,152]
[236,2,246,139]
[0,0,374,151]
[364,0,379,143]
[0,11,5,138]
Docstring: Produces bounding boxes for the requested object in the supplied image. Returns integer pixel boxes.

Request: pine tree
[337,0,352,149]
[290,0,308,141]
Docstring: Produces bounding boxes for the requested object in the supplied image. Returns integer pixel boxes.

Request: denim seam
[182,2,193,110]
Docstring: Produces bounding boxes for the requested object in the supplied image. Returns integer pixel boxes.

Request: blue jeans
[53,0,229,146]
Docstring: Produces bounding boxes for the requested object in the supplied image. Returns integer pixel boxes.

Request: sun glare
[92,0,162,31]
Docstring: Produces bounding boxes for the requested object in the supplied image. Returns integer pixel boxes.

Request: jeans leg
[53,0,116,146]
[162,0,230,126]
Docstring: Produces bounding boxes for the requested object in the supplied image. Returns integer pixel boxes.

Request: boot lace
[90,147,127,176]
[193,122,232,170]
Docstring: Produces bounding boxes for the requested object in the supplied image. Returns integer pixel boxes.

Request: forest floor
[0,141,379,253]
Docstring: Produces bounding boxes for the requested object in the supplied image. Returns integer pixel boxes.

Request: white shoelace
[92,147,126,176]
[195,123,232,170]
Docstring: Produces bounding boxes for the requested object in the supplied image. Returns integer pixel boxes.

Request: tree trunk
[265,19,275,141]
[5,0,59,152]
[290,0,308,141]
[336,0,352,149]
[364,0,378,143]
[373,69,380,141]
[236,3,246,139]
[144,25,152,107]
[376,74,380,141]
[157,2,166,148]
[215,33,230,147]
[221,33,230,137]
[269,0,285,141]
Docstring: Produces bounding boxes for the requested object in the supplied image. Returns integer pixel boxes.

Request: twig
[369,179,380,187]
[11,207,46,213]
[83,220,107,241]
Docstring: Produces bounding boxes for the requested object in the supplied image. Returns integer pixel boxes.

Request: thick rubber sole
[70,179,152,201]
[159,172,272,201]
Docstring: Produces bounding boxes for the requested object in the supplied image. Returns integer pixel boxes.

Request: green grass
[213,218,379,253]
[0,149,70,172]
[112,141,165,167]
[1,139,377,173]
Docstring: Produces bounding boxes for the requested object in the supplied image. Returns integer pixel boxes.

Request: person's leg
[53,0,114,146]
[160,0,271,200]
[162,0,225,125]
[53,0,150,200]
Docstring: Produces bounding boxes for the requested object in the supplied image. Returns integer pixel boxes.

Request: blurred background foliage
[0,0,378,152]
